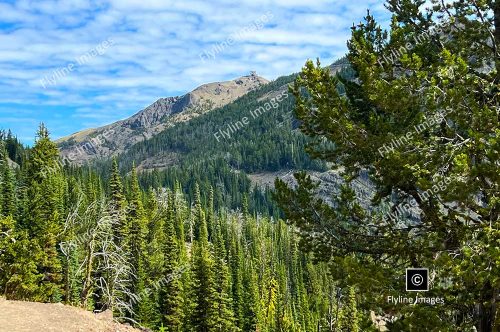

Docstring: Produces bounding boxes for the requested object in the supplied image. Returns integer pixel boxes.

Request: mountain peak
[57,74,268,164]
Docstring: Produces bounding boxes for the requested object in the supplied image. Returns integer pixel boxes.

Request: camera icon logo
[406,268,429,291]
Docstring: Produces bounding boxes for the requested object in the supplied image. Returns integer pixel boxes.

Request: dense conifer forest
[0,127,364,331]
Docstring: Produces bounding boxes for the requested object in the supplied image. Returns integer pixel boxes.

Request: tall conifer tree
[212,218,237,331]
[1,146,16,217]
[127,164,149,322]
[109,158,126,244]
[159,190,184,331]
[23,124,64,301]
[190,184,217,331]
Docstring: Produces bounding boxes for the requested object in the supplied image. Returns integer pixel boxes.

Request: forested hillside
[115,62,353,175]
[84,60,354,217]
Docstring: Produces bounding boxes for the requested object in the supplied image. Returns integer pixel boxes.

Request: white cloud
[0,0,390,143]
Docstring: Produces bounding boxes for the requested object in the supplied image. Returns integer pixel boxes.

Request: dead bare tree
[60,198,135,315]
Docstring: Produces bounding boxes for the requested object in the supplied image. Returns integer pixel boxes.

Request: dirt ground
[0,297,142,332]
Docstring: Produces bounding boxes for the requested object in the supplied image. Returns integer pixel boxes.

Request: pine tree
[211,218,237,331]
[109,158,126,244]
[1,147,16,217]
[261,276,278,332]
[241,194,249,220]
[206,186,214,242]
[228,218,243,328]
[0,125,339,331]
[141,188,164,327]
[241,258,259,332]
[126,164,149,323]
[173,182,187,256]
[346,287,359,332]
[172,182,192,331]
[190,184,217,331]
[192,183,203,241]
[4,230,43,301]
[83,169,98,205]
[0,215,16,293]
[339,287,359,332]
[275,1,500,329]
[158,189,184,331]
[59,175,80,305]
[19,124,64,301]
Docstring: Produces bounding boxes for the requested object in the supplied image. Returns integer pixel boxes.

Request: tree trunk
[492,285,500,331]
[64,257,70,304]
[477,304,492,332]
[494,0,500,83]
[80,242,94,308]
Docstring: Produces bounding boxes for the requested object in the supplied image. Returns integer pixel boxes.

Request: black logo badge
[406,268,429,291]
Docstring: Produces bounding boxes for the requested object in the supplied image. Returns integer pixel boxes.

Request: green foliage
[0,215,16,294]
[109,157,127,244]
[0,130,27,166]
[211,218,237,331]
[190,183,218,331]
[159,190,184,330]
[10,124,65,302]
[0,135,337,330]
[339,287,359,332]
[1,146,16,217]
[275,1,500,330]
[126,164,150,321]
[4,231,44,301]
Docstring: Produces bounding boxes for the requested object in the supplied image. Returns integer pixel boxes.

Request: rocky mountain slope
[109,59,352,174]
[56,72,268,164]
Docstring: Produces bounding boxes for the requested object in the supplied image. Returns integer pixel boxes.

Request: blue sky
[0,0,390,145]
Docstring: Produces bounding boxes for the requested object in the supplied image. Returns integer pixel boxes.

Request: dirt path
[0,297,142,332]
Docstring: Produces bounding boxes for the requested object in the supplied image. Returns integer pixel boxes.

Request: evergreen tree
[241,194,249,220]
[83,170,98,206]
[0,125,338,331]
[4,231,43,301]
[241,259,259,332]
[275,1,500,329]
[109,158,126,244]
[228,218,243,328]
[206,186,214,242]
[126,164,149,322]
[172,182,193,331]
[172,181,187,250]
[190,184,217,331]
[339,287,359,332]
[211,218,237,331]
[159,189,184,331]
[0,215,16,293]
[19,124,64,301]
[141,188,164,327]
[192,183,203,241]
[1,147,16,217]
